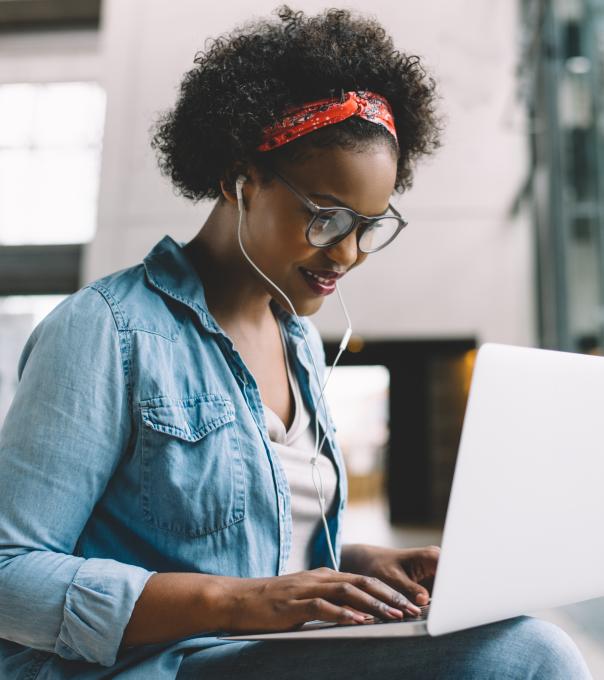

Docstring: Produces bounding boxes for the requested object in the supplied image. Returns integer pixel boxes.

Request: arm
[122,567,426,645]
[0,288,155,667]
[120,572,225,648]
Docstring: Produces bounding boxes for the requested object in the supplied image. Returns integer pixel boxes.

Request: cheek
[248,201,315,266]
[269,216,314,256]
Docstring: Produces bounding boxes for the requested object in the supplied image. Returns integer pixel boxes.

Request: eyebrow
[309,192,389,217]
[309,192,354,209]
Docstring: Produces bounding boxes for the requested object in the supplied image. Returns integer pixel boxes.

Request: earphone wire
[235,175,350,572]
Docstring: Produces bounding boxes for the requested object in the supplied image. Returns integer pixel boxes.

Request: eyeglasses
[272,169,408,253]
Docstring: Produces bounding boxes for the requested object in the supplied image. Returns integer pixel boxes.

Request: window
[0,81,106,245]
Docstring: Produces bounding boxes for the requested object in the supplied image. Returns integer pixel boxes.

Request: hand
[340,543,440,606]
[216,567,423,633]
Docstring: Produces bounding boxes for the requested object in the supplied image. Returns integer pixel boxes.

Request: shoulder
[22,267,146,351]
[16,258,184,378]
[85,264,186,341]
[24,285,119,350]
[17,285,127,382]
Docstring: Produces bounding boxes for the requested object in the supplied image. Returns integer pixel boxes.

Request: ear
[219,177,238,206]
[219,163,253,206]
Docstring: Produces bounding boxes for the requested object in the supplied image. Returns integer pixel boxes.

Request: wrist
[339,543,366,573]
[192,574,235,631]
[201,575,246,632]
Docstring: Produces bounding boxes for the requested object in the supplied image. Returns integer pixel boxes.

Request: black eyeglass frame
[271,169,408,254]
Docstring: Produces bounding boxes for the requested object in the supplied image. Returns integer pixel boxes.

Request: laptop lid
[427,343,604,635]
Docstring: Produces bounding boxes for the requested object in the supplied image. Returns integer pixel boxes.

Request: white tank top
[262,328,338,574]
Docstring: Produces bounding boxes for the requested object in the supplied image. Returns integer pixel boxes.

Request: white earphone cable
[235,175,350,571]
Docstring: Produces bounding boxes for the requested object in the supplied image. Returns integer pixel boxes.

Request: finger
[380,571,432,606]
[396,577,431,605]
[305,581,410,621]
[345,572,423,615]
[341,604,375,621]
[310,568,422,616]
[403,547,440,583]
[419,546,441,573]
[290,597,367,626]
[413,589,430,605]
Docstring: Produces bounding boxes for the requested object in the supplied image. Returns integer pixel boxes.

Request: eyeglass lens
[308,211,401,252]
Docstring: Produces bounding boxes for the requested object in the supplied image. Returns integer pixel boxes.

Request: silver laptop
[221,343,604,640]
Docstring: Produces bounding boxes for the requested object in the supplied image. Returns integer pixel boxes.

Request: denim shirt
[0,235,347,677]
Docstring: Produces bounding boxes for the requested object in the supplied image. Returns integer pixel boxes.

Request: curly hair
[150,5,443,202]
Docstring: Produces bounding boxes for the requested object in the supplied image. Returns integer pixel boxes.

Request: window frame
[0,1,100,32]
[0,244,81,295]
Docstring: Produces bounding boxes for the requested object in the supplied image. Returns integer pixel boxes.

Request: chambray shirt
[0,235,347,679]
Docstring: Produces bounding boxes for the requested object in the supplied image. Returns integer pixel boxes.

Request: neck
[185,199,276,336]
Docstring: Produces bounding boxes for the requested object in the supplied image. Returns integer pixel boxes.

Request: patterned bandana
[256,89,398,151]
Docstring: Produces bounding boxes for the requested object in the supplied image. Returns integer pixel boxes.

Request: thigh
[176,616,593,680]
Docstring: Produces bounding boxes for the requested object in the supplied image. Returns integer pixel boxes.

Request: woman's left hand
[340,543,440,607]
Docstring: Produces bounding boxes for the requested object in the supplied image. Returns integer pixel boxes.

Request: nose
[324,229,360,269]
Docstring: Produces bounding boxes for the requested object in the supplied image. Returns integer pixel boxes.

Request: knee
[502,615,592,680]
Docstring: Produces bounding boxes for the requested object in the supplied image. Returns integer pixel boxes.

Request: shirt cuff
[54,557,156,667]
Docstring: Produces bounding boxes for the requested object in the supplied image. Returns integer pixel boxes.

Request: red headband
[257,90,398,151]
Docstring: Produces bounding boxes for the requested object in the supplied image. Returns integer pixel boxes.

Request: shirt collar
[143,234,221,333]
[143,234,307,339]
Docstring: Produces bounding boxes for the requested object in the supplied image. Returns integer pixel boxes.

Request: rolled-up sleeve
[0,286,156,668]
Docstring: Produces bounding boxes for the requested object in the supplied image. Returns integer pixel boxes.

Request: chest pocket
[140,394,245,537]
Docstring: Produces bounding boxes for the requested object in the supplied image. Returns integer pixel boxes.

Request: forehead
[277,145,397,215]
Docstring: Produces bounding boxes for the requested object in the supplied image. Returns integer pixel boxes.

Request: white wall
[82,0,536,346]
[0,29,101,84]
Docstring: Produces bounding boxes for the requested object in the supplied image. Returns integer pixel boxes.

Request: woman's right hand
[216,567,423,633]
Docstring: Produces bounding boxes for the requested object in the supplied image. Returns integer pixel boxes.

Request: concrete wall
[78,0,536,345]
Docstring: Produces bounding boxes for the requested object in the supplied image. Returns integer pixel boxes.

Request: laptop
[220,342,604,640]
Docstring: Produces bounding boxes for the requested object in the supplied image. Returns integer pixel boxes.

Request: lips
[299,267,344,296]
[301,268,342,283]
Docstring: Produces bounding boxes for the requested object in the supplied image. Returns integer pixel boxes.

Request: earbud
[235,175,247,204]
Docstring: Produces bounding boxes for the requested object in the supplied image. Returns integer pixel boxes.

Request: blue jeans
[176,616,593,680]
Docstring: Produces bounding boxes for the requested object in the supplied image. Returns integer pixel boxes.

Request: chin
[273,293,324,317]
[296,297,325,316]
[299,297,324,316]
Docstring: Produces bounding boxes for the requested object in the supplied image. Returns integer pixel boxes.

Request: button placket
[215,331,290,574]
[236,356,292,576]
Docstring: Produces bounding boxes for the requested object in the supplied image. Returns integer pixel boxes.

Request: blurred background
[0,0,603,674]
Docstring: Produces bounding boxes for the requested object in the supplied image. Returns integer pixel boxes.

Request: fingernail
[387,607,403,618]
[345,610,366,623]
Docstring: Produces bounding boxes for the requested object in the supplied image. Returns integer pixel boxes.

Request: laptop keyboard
[361,603,430,624]
[302,603,430,631]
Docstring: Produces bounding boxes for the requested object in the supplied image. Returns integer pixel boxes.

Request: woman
[0,5,592,679]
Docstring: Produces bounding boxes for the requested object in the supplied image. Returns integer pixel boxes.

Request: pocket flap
[140,394,236,442]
